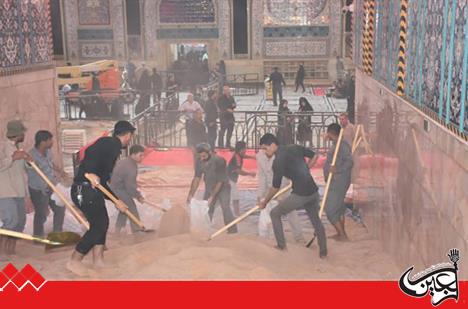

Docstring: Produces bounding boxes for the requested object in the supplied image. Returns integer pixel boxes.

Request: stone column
[251,0,264,59]
[329,0,343,57]
[63,0,79,62]
[218,0,231,59]
[144,0,158,61]
[111,0,126,60]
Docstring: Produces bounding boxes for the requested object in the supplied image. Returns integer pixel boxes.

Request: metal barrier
[225,73,261,96]
[60,94,135,120]
[132,110,339,152]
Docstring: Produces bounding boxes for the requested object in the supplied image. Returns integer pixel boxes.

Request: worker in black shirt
[187,143,237,233]
[204,90,219,150]
[66,120,136,276]
[258,133,327,258]
[269,67,286,106]
[218,86,236,149]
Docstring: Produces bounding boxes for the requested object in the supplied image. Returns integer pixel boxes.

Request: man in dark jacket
[151,68,163,102]
[269,67,286,106]
[204,90,219,150]
[67,121,135,276]
[218,86,236,149]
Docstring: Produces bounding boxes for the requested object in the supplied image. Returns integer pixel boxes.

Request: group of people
[276,97,315,146]
[179,85,237,150]
[185,121,354,259]
[130,64,174,115]
[0,120,66,261]
[1,113,355,276]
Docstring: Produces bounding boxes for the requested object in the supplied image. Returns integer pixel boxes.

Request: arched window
[264,0,328,26]
[159,0,215,24]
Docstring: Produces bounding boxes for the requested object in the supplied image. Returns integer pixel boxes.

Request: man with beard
[66,121,135,276]
[186,143,237,234]
[0,120,32,261]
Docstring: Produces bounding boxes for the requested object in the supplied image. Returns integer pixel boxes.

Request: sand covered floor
[4,166,401,280]
[8,210,400,280]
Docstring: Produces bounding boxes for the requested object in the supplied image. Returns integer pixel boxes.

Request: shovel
[208,183,292,241]
[0,228,62,246]
[85,173,155,232]
[307,128,345,248]
[28,161,89,230]
[27,161,86,247]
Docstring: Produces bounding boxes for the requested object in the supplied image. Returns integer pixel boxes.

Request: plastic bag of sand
[258,200,278,238]
[189,199,212,236]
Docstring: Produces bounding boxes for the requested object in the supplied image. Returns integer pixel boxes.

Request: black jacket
[218,95,236,123]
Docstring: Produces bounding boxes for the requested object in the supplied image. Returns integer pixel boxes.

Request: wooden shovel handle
[84,173,146,230]
[0,228,62,245]
[319,127,345,218]
[29,161,90,230]
[209,183,292,241]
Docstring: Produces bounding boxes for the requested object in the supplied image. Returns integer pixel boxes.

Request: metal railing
[225,73,261,96]
[60,93,135,120]
[131,110,339,152]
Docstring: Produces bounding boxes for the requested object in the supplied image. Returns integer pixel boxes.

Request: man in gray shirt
[323,123,353,241]
[110,145,145,234]
[27,130,65,237]
[187,143,237,233]
[0,120,31,260]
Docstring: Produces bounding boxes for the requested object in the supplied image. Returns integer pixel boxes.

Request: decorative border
[263,39,329,58]
[0,63,55,77]
[156,0,218,27]
[77,29,114,40]
[156,28,219,39]
[263,26,329,38]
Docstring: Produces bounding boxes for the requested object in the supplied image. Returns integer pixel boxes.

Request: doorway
[169,43,210,88]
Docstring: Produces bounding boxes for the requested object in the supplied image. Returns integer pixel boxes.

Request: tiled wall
[0,0,53,69]
[354,69,468,278]
[354,0,468,133]
[0,1,62,167]
[61,0,344,72]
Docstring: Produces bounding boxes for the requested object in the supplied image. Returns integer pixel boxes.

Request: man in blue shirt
[27,130,65,237]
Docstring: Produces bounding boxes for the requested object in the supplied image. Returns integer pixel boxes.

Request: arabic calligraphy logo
[399,249,460,306]
[0,263,47,291]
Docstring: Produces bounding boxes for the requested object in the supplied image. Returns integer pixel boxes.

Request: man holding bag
[187,143,237,234]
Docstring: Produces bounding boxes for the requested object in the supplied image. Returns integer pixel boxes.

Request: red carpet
[312,87,326,96]
[142,147,327,169]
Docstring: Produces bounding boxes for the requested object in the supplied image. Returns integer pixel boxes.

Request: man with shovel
[66,120,135,276]
[257,133,327,258]
[0,120,32,260]
[110,144,145,234]
[27,130,65,237]
[323,123,353,241]
[187,143,237,234]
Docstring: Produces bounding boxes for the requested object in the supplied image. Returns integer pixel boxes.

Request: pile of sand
[11,216,401,280]
[9,165,401,280]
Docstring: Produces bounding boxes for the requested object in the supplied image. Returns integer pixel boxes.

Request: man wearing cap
[0,120,32,260]
[186,143,237,234]
[66,120,135,276]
